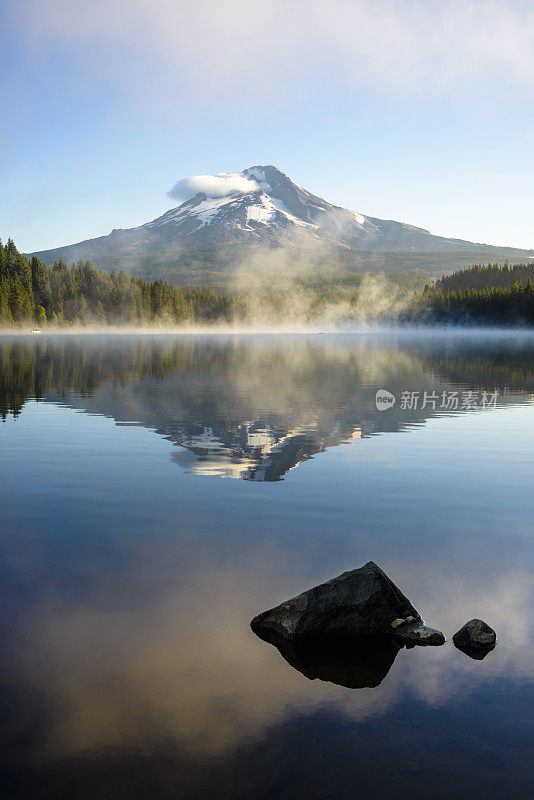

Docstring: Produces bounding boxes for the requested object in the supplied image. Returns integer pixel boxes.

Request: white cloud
[168,173,258,201]
[7,0,534,106]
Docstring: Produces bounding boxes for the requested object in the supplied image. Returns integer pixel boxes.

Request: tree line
[406,283,534,325]
[0,239,239,327]
[400,262,534,325]
[2,237,534,327]
[434,262,534,292]
[0,238,420,327]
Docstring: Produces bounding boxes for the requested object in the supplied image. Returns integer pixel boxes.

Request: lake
[1,331,534,799]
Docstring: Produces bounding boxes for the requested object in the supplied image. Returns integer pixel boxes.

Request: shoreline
[2,325,534,338]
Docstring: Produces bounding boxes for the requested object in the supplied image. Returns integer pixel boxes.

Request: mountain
[29,166,533,281]
[141,165,446,250]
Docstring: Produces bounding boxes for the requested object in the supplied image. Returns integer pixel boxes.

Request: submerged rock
[251,561,444,647]
[453,619,496,652]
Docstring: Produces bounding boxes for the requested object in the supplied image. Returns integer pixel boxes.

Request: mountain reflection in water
[1,332,534,799]
[1,332,533,481]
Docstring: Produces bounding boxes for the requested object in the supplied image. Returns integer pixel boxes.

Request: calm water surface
[1,332,534,799]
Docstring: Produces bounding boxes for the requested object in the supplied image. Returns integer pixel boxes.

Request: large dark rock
[251,561,444,646]
[453,619,496,652]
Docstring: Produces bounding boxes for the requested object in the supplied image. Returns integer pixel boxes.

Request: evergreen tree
[95,300,107,325]
[34,305,47,327]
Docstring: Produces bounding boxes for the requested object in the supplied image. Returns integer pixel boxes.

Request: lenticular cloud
[168,173,258,201]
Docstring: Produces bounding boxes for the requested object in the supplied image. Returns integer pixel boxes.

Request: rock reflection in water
[255,632,403,688]
[454,644,496,661]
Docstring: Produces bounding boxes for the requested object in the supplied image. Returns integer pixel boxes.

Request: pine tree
[10,277,33,322]
[95,300,107,325]
[34,305,47,327]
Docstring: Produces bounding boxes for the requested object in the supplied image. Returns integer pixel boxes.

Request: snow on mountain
[29,165,533,274]
[136,164,431,249]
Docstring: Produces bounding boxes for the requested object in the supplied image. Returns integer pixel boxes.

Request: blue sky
[1,0,534,252]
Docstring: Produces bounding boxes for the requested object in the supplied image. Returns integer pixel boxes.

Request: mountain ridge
[28,165,533,281]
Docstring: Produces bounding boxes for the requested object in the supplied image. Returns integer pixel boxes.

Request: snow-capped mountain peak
[31,165,527,275]
[141,165,386,248]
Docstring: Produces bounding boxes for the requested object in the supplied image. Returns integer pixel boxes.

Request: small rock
[391,618,405,629]
[405,615,415,623]
[453,619,496,651]
[394,622,445,646]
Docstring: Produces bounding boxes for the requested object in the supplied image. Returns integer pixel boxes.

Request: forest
[0,239,237,327]
[407,262,534,325]
[2,238,534,327]
[434,262,534,292]
[0,238,420,327]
